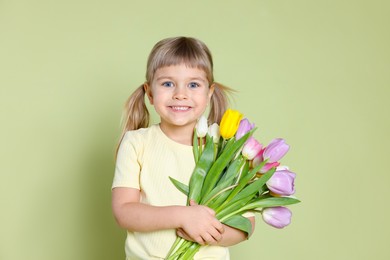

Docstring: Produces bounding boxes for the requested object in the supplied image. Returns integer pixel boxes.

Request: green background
[1,0,389,259]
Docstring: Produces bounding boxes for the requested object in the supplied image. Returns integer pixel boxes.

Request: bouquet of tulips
[166,109,300,259]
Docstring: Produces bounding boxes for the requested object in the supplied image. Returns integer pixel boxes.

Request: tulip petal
[195,115,208,138]
[236,118,255,140]
[263,138,290,162]
[262,206,292,229]
[219,109,243,139]
[242,137,263,160]
[266,169,296,196]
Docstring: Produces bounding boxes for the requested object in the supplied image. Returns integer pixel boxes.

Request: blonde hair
[117,37,234,151]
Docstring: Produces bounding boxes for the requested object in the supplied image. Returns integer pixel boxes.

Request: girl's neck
[159,123,195,146]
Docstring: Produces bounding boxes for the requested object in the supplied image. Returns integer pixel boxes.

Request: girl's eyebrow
[155,76,207,83]
[155,76,173,81]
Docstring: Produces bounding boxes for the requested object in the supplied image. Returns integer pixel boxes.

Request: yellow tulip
[219,109,243,139]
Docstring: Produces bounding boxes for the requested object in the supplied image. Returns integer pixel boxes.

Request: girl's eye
[188,82,200,88]
[162,81,174,87]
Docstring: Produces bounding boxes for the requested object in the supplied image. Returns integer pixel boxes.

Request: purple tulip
[242,137,263,160]
[266,168,296,196]
[263,138,290,163]
[235,118,255,140]
[262,206,292,229]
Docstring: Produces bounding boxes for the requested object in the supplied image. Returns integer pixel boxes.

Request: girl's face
[145,64,214,134]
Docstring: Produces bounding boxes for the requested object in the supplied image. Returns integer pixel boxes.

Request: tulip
[263,138,290,163]
[242,137,262,160]
[195,115,208,138]
[276,165,290,171]
[207,123,220,143]
[252,149,264,168]
[260,162,280,174]
[235,118,255,140]
[262,206,292,229]
[219,109,243,139]
[266,168,296,196]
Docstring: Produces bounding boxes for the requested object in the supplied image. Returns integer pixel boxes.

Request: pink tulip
[252,150,280,174]
[266,168,296,196]
[252,148,264,167]
[242,137,262,160]
[260,162,280,174]
[262,207,292,229]
[235,118,255,140]
[263,138,290,163]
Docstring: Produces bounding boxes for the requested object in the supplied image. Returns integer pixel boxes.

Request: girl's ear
[143,83,154,104]
[208,83,216,100]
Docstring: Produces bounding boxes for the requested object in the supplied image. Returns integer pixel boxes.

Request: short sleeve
[112,131,142,190]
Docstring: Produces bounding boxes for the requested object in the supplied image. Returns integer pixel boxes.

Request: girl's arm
[217,216,255,246]
[112,187,224,245]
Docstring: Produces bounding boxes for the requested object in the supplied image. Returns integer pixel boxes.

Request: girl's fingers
[216,222,224,234]
[201,232,217,245]
[177,228,193,242]
[208,227,223,242]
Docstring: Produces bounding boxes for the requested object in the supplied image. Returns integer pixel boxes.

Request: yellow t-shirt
[113,124,230,259]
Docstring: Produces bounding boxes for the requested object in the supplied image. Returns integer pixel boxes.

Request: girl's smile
[170,106,191,111]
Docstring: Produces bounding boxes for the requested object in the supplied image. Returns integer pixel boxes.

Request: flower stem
[166,237,184,259]
[199,137,203,155]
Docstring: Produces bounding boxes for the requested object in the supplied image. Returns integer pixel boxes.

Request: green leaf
[231,168,275,204]
[243,196,301,210]
[215,162,268,213]
[206,188,233,209]
[216,193,254,219]
[216,169,276,218]
[169,177,189,196]
[223,215,253,237]
[201,129,255,197]
[215,161,253,211]
[192,129,199,163]
[187,134,215,203]
[219,196,300,223]
[200,156,245,205]
[218,156,245,185]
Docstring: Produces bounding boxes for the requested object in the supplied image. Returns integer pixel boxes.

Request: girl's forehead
[153,64,208,79]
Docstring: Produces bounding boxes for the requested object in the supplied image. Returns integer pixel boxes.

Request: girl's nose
[173,86,188,100]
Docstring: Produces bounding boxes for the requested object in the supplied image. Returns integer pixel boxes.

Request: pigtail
[208,82,236,124]
[116,85,150,156]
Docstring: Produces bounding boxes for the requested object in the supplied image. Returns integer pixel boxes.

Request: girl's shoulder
[122,124,160,144]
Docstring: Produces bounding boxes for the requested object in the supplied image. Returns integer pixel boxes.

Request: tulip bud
[235,118,255,140]
[208,123,220,143]
[263,138,290,163]
[260,162,280,174]
[266,168,296,196]
[252,149,264,168]
[195,115,208,138]
[219,109,243,139]
[242,137,263,160]
[262,207,292,229]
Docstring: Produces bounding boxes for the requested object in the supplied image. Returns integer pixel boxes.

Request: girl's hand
[177,200,224,245]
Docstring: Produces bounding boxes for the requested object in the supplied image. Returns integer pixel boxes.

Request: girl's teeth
[172,106,189,111]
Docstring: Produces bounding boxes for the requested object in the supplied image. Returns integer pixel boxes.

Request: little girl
[112,36,255,260]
